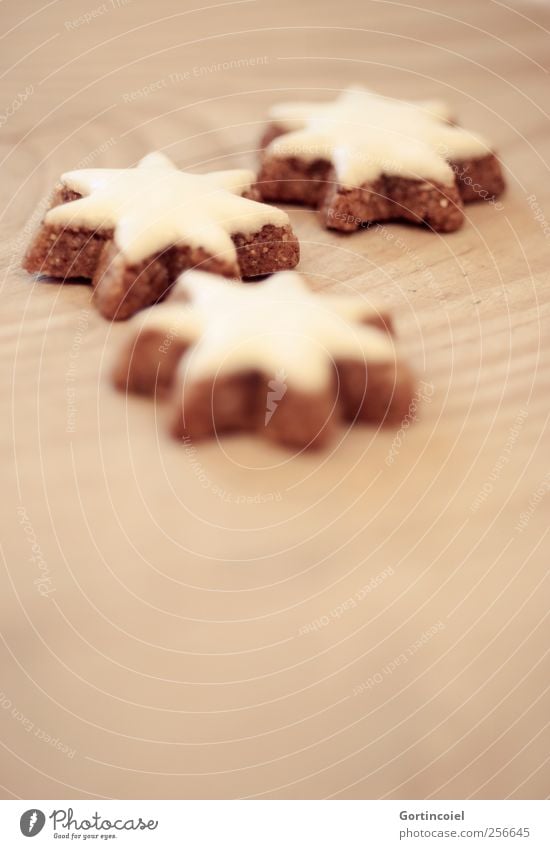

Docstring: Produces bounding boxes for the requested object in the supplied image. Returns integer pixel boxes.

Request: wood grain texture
[1,0,549,800]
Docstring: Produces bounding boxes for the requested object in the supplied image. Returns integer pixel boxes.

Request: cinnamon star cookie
[24,152,299,320]
[113,270,415,449]
[258,86,505,233]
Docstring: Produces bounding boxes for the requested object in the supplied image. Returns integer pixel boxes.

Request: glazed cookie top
[137,270,396,392]
[46,152,289,264]
[266,86,492,188]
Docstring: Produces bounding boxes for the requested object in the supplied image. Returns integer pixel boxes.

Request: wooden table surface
[1,0,549,800]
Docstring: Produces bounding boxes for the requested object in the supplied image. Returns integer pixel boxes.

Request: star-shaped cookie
[258,86,505,233]
[113,270,415,449]
[23,152,299,319]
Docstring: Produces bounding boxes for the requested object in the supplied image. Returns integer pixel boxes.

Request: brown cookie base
[232,223,299,278]
[22,187,112,279]
[169,359,414,449]
[114,311,414,450]
[92,241,237,321]
[258,155,332,207]
[259,123,289,150]
[451,153,505,203]
[23,187,300,320]
[258,122,505,233]
[113,325,191,397]
[321,176,464,233]
[171,371,336,449]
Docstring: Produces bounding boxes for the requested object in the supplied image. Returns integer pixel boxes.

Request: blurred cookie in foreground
[113,270,415,450]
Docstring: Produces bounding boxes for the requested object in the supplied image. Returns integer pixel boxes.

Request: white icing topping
[138,270,395,392]
[46,151,289,264]
[267,86,492,188]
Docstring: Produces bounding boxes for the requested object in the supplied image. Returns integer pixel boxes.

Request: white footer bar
[1,799,548,847]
